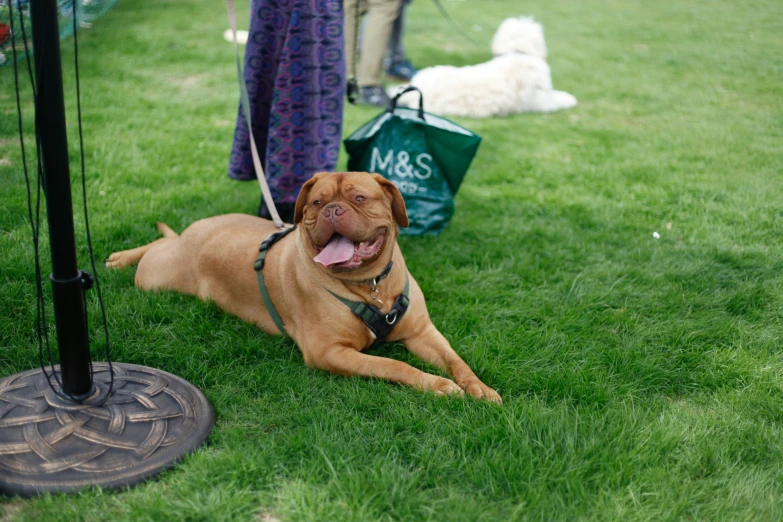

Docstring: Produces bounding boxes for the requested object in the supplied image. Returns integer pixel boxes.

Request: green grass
[2,0,783,519]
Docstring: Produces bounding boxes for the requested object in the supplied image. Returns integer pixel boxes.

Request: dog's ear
[370,174,408,228]
[294,174,323,224]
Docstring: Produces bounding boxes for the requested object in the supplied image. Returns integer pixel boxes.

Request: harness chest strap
[254,226,297,334]
[254,229,410,343]
[326,277,410,345]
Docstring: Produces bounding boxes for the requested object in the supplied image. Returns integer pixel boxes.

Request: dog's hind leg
[132,236,195,294]
[105,222,178,270]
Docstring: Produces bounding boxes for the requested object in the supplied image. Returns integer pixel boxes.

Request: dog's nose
[322,203,346,223]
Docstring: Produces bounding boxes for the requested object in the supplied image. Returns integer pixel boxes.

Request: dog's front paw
[426,376,464,397]
[463,379,502,404]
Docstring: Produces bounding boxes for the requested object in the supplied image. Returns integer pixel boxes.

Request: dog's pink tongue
[314,235,356,267]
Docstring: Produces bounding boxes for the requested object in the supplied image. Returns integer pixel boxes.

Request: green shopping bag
[344,86,482,235]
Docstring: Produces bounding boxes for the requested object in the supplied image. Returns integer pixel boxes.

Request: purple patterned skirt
[228,0,346,204]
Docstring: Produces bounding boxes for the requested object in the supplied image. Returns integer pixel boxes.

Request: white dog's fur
[397,17,577,118]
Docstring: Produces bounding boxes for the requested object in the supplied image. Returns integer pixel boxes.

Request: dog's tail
[157,222,178,238]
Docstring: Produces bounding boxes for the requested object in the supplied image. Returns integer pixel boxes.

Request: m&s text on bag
[371,148,433,194]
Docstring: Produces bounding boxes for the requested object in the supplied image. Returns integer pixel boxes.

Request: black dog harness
[254,228,410,344]
[326,272,410,345]
[254,226,297,333]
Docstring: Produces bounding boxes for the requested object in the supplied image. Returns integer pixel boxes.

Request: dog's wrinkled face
[294,172,408,274]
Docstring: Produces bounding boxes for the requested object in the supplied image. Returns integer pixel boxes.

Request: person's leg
[260,0,346,223]
[358,0,402,87]
[343,0,366,84]
[228,0,282,183]
[384,0,406,70]
[384,0,417,80]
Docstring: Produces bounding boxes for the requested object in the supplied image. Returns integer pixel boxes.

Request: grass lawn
[2,0,783,519]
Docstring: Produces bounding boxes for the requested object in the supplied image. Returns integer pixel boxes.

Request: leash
[225,0,286,229]
[430,0,480,47]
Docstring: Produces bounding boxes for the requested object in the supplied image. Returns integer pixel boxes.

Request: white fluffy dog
[397,17,577,118]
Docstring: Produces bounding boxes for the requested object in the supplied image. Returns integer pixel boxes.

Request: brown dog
[106,172,501,402]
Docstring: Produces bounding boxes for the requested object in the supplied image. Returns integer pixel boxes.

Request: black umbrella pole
[31,0,92,397]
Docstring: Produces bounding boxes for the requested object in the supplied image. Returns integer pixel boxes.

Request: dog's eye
[355,195,366,203]
[313,200,322,206]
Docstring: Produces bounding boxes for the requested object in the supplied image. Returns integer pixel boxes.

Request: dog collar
[372,261,394,286]
[345,260,393,288]
[343,260,394,302]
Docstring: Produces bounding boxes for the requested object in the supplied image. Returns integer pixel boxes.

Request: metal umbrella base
[0,363,214,496]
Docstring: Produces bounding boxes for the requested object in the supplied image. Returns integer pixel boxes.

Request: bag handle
[387,85,425,120]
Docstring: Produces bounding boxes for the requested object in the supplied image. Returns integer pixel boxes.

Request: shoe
[386,60,418,81]
[359,85,391,108]
[258,197,295,224]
